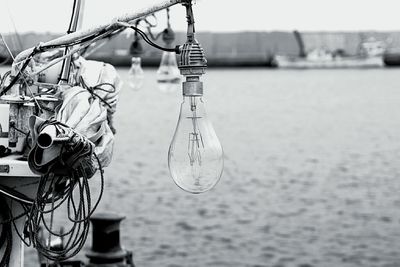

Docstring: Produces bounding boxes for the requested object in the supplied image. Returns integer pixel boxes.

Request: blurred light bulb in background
[156,51,181,92]
[157,22,181,92]
[168,95,223,194]
[128,37,144,91]
[128,57,144,91]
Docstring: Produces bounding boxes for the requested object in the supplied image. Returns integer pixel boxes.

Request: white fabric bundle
[56,58,122,167]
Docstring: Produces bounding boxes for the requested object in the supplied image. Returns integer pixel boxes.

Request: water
[4,67,400,266]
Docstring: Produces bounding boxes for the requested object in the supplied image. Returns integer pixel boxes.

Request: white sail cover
[56,58,122,167]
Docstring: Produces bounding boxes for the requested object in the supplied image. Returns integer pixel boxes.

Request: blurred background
[2,0,400,267]
[2,0,400,67]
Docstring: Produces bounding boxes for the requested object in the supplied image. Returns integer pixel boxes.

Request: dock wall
[2,31,400,66]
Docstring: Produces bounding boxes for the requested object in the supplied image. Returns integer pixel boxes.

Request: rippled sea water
[15,67,400,267]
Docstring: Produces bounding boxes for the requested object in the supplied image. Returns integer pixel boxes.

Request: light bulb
[156,51,181,93]
[128,57,144,91]
[168,95,223,194]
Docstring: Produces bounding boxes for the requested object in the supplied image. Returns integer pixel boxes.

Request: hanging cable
[117,21,179,53]
[130,25,178,53]
[23,152,104,261]
[21,119,105,261]
[0,196,13,267]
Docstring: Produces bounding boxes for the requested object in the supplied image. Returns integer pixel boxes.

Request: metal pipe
[36,125,70,149]
[59,0,85,84]
[14,0,187,63]
[69,0,85,33]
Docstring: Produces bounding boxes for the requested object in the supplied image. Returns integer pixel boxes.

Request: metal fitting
[183,79,203,96]
[177,0,207,96]
[178,41,207,75]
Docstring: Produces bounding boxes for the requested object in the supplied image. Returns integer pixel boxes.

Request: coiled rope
[0,120,105,263]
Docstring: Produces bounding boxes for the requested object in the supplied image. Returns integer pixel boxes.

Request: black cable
[129,25,179,53]
[0,196,13,267]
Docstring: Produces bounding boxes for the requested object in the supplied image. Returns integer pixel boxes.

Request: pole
[59,0,85,84]
[13,0,187,63]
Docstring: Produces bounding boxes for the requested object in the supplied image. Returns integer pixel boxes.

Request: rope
[22,152,104,261]
[79,76,115,110]
[0,120,105,262]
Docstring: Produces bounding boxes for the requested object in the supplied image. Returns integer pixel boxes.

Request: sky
[1,0,400,34]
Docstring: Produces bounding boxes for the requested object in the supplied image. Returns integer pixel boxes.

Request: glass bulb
[128,57,144,91]
[168,96,223,194]
[156,51,181,92]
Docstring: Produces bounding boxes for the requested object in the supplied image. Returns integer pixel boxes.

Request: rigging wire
[0,32,16,61]
[4,0,24,51]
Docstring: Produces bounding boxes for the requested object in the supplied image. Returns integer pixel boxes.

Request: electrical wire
[117,21,178,53]
[0,196,13,267]
[129,25,178,53]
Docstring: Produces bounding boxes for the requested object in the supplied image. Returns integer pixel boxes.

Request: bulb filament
[187,97,204,184]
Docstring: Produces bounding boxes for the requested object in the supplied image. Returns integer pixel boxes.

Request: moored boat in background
[274,31,386,69]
